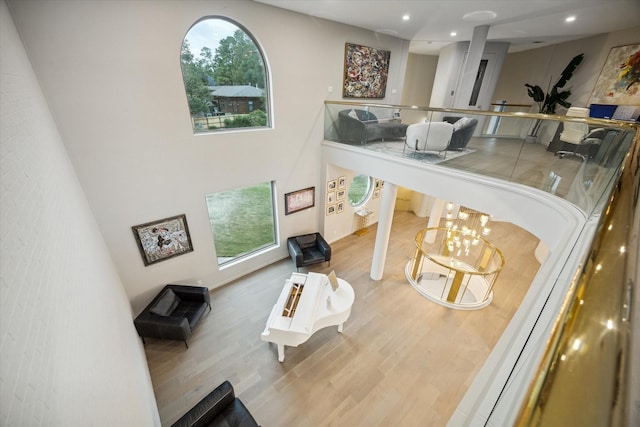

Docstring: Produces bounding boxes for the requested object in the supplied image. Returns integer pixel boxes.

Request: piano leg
[277,344,285,362]
[338,323,344,333]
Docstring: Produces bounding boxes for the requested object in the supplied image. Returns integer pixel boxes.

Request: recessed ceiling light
[450,31,457,37]
[565,15,576,22]
[402,14,410,21]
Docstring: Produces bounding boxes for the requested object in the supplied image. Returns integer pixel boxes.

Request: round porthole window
[347,174,373,207]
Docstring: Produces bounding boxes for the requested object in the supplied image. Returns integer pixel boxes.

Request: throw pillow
[452,117,471,131]
[296,234,317,249]
[348,109,358,119]
[150,289,181,316]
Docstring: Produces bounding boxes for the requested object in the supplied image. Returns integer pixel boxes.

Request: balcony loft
[322,101,639,426]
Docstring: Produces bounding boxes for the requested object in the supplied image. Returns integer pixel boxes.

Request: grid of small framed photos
[326,176,346,216]
[373,178,382,199]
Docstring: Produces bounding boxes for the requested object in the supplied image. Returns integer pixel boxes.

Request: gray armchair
[442,116,478,150]
[287,233,331,271]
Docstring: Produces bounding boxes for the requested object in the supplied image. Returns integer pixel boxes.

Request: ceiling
[253,0,640,55]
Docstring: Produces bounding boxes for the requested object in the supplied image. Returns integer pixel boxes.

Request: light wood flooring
[442,136,587,200]
[144,209,541,426]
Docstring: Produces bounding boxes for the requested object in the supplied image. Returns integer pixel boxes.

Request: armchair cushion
[150,289,181,316]
[295,234,317,249]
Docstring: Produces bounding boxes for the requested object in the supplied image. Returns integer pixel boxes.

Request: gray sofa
[338,109,408,144]
[134,284,211,348]
[443,116,478,150]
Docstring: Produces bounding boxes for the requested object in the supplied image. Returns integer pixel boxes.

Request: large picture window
[181,17,270,133]
[206,181,277,265]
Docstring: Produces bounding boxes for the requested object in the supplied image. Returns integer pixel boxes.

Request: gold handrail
[324,100,639,128]
[514,124,639,426]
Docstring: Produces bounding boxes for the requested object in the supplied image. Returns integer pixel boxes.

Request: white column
[453,25,489,109]
[413,193,432,217]
[370,182,398,280]
[425,198,446,243]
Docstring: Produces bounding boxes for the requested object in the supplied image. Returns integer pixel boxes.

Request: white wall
[0,1,160,425]
[493,26,640,110]
[6,0,410,314]
[429,41,508,116]
[401,53,439,106]
[322,165,385,243]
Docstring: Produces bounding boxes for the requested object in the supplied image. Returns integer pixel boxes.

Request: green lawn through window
[206,181,276,262]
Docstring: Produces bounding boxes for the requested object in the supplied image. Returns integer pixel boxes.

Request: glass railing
[324,100,640,426]
[324,101,637,217]
[483,102,533,137]
[514,118,640,427]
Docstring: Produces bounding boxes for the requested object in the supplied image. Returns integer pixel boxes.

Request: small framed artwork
[373,189,381,199]
[336,189,346,200]
[338,176,346,189]
[327,191,336,204]
[337,202,344,213]
[132,214,193,266]
[327,179,337,191]
[285,187,315,215]
[326,205,336,216]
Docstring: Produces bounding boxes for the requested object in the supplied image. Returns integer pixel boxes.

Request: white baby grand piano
[261,271,355,362]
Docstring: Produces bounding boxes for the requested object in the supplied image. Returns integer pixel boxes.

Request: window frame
[181,16,272,134]
[205,180,278,267]
[347,174,374,207]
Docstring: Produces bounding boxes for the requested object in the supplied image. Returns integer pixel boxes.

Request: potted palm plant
[525,53,584,143]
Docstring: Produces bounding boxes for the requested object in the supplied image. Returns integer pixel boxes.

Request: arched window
[181,17,270,133]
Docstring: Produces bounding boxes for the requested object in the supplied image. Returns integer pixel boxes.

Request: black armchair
[171,380,259,427]
[134,284,211,348]
[287,233,331,271]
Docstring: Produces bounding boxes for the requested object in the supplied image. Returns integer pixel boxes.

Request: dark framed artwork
[343,42,390,98]
[589,43,640,106]
[285,187,315,215]
[132,214,194,266]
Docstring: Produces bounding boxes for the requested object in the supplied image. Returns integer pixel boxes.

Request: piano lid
[266,272,326,334]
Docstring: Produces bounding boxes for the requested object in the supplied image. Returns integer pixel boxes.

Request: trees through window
[181,17,270,133]
[348,175,373,206]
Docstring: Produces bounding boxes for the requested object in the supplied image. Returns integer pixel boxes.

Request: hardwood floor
[144,209,540,426]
